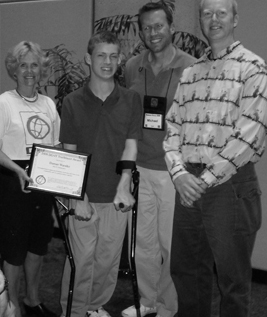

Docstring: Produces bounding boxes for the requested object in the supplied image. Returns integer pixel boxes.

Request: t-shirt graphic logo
[27,115,51,139]
[20,111,53,146]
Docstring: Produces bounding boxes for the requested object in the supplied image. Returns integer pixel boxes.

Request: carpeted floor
[18,236,267,317]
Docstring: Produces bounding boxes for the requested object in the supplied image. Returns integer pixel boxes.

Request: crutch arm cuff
[116,160,136,175]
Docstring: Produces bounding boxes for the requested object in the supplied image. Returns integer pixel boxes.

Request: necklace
[16,89,38,103]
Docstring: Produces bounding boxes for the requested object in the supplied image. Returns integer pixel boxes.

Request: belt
[185,162,207,169]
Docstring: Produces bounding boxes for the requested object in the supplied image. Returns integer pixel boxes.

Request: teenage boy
[59,30,142,317]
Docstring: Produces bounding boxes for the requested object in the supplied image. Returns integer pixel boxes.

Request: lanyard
[144,68,174,98]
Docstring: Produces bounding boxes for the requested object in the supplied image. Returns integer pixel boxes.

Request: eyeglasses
[201,10,227,20]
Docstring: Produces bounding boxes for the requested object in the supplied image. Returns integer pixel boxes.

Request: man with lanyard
[121,2,195,317]
[164,0,267,316]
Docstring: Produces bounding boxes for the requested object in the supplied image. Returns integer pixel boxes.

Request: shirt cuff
[171,170,189,182]
[199,169,217,187]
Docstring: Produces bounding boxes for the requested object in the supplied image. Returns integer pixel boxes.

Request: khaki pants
[60,203,127,317]
[128,166,178,317]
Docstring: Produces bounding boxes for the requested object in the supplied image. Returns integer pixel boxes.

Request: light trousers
[129,166,178,317]
[61,203,127,317]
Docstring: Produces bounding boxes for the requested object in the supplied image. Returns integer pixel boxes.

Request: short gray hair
[199,0,238,16]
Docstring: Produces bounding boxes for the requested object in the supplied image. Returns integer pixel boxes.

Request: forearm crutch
[116,161,141,317]
[53,198,75,317]
[129,168,141,317]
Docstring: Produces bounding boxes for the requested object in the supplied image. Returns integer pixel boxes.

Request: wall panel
[0,0,93,95]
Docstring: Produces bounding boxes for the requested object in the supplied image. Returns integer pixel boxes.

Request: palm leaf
[95,14,139,36]
[173,31,207,58]
[40,1,207,108]
[161,0,176,15]
[94,11,207,86]
[39,44,88,111]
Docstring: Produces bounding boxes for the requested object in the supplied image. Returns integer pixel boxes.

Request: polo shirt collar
[83,79,120,105]
[140,45,183,70]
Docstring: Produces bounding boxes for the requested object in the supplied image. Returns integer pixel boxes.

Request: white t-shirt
[0,90,60,160]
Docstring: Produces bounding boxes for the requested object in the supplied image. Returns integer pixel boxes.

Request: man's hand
[174,173,207,207]
[113,188,135,213]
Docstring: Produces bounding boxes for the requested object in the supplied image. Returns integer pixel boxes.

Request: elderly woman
[0,41,60,317]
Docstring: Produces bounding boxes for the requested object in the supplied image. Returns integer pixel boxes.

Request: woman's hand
[16,167,33,193]
[0,151,32,193]
[0,270,16,317]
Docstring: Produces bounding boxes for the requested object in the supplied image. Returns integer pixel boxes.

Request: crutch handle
[55,198,75,216]
[119,202,125,209]
[68,208,75,215]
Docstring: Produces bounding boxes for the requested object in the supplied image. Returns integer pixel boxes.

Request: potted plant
[39,0,207,111]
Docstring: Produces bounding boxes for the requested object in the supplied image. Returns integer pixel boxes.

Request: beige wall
[0,0,266,268]
[0,0,93,94]
[96,0,267,270]
[95,0,267,59]
[235,0,267,270]
[235,0,267,59]
[95,0,202,38]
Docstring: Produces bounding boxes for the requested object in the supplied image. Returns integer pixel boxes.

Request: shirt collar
[83,79,120,104]
[204,41,242,60]
[140,45,183,70]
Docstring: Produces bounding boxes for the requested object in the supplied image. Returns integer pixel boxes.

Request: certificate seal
[35,175,46,185]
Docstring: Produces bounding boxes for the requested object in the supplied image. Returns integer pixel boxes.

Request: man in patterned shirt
[163,0,267,316]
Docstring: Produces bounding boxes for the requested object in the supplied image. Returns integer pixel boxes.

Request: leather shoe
[23,303,57,317]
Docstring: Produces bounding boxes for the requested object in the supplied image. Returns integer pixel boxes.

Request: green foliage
[95,12,207,86]
[39,45,88,112]
[40,0,207,109]
[173,31,207,59]
[95,14,139,38]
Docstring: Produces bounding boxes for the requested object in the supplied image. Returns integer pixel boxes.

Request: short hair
[5,41,50,82]
[138,1,174,30]
[87,30,121,55]
[199,0,238,16]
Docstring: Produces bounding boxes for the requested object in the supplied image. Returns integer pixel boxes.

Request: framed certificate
[25,144,91,200]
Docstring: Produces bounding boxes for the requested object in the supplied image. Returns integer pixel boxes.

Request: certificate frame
[25,144,91,200]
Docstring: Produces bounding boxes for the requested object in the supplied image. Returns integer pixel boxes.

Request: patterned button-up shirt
[164,41,267,187]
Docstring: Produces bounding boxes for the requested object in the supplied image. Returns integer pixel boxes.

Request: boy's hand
[113,188,135,213]
[71,195,93,221]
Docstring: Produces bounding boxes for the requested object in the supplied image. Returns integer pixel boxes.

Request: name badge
[144,113,163,129]
[143,95,167,130]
